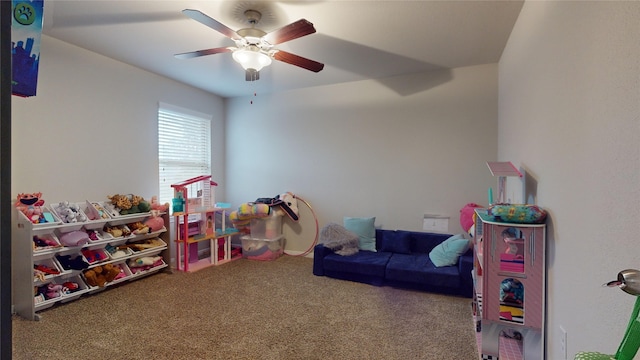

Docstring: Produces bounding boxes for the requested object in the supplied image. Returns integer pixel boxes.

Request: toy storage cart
[171,175,239,272]
[475,209,546,360]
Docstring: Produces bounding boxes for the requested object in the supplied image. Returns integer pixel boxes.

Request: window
[158,103,212,206]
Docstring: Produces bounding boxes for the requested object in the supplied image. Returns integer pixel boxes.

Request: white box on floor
[250,212,282,239]
[241,235,284,261]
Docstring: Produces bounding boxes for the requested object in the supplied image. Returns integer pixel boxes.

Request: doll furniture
[474,208,546,359]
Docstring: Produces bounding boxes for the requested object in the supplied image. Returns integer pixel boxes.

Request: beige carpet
[13,256,479,360]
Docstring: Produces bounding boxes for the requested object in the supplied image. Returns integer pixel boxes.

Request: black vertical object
[0,0,12,358]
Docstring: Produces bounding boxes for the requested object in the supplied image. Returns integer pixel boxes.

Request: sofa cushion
[344,216,376,252]
[409,231,453,254]
[428,234,470,267]
[385,253,461,288]
[323,250,392,277]
[379,230,411,254]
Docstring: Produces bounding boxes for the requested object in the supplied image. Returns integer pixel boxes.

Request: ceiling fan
[175,9,324,81]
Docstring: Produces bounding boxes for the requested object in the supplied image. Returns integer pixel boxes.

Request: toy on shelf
[229,203,271,233]
[128,256,163,273]
[15,192,52,224]
[51,201,88,223]
[83,264,120,287]
[255,192,300,221]
[499,227,525,273]
[56,254,89,271]
[149,196,169,212]
[32,235,61,251]
[144,214,165,232]
[106,194,151,216]
[58,230,90,247]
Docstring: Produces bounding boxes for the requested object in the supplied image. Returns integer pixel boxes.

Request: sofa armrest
[313,244,334,276]
[458,249,474,297]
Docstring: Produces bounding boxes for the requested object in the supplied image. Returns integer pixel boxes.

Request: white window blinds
[158,103,212,205]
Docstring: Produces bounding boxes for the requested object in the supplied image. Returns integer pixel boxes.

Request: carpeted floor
[13,255,480,359]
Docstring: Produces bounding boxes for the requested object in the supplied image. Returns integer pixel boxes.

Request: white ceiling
[42,0,524,98]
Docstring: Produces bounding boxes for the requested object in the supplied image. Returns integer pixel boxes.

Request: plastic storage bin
[241,235,285,261]
[250,212,282,239]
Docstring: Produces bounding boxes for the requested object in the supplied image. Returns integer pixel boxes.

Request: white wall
[499,1,640,358]
[226,64,499,252]
[11,35,226,202]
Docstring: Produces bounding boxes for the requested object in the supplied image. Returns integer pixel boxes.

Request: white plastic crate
[250,212,282,239]
[241,235,285,261]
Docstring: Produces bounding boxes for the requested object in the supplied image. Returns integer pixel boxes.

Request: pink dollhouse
[171,175,239,272]
[474,209,546,359]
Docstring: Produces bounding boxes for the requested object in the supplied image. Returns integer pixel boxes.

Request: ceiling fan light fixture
[232,47,272,71]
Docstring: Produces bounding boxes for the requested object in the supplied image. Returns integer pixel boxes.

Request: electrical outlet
[560,326,567,359]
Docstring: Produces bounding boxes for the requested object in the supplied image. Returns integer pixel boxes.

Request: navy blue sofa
[313,229,473,298]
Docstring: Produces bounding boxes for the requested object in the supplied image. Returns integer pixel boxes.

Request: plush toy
[120,238,165,252]
[128,256,162,268]
[81,248,108,264]
[53,201,89,223]
[62,281,80,294]
[143,215,165,232]
[127,221,150,235]
[256,192,300,221]
[56,254,90,271]
[276,192,299,221]
[104,225,130,238]
[107,194,151,215]
[149,196,169,211]
[59,230,90,247]
[460,203,482,236]
[90,202,111,220]
[229,203,271,233]
[32,235,61,250]
[44,283,64,299]
[108,194,132,211]
[14,192,46,223]
[83,263,120,287]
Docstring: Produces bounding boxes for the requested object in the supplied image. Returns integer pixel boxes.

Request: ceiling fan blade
[182,9,242,41]
[274,50,324,73]
[263,19,316,45]
[174,47,232,59]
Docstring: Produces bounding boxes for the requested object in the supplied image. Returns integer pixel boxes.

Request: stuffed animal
[460,203,482,237]
[44,283,64,299]
[127,221,150,235]
[53,202,89,223]
[277,192,299,221]
[83,263,120,287]
[229,203,271,233]
[56,254,90,271]
[149,196,169,211]
[143,215,165,232]
[14,192,46,223]
[59,230,90,247]
[128,256,162,268]
[107,194,151,215]
[108,194,132,212]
